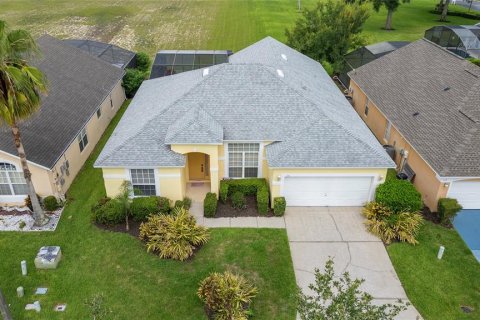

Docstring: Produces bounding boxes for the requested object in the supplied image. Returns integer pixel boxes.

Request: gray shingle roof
[0,35,124,169]
[96,37,394,169]
[349,39,480,177]
[165,105,223,144]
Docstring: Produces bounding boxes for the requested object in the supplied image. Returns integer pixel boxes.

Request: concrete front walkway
[285,207,422,319]
[189,201,285,228]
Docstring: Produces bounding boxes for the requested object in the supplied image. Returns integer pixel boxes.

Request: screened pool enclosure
[424,25,480,59]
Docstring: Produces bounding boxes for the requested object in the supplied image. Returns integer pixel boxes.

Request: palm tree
[116,181,132,231]
[0,20,48,226]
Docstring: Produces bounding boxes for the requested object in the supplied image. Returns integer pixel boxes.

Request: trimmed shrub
[375,178,422,213]
[135,52,151,73]
[43,195,59,211]
[204,192,218,217]
[219,181,229,203]
[224,178,267,196]
[139,207,209,261]
[438,198,462,224]
[174,200,184,209]
[182,197,192,209]
[273,197,286,216]
[363,202,423,245]
[158,197,171,214]
[231,191,247,210]
[198,271,257,320]
[256,186,269,214]
[92,199,124,225]
[131,196,160,221]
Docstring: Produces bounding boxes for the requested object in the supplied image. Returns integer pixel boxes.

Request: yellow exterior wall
[1,80,125,206]
[158,167,185,202]
[350,80,446,211]
[171,144,220,197]
[268,167,388,207]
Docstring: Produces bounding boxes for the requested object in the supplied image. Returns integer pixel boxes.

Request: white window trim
[126,168,160,198]
[0,160,28,199]
[225,142,261,179]
[78,127,88,152]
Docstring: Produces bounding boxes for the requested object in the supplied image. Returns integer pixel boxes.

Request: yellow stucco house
[349,39,480,211]
[0,35,126,205]
[95,37,394,207]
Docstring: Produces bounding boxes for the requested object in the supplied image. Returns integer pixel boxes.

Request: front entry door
[189,153,207,180]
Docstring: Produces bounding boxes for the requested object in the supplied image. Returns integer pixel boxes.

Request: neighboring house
[150,50,231,79]
[338,41,410,87]
[424,25,480,59]
[95,37,394,207]
[0,35,126,205]
[63,39,137,69]
[349,39,480,211]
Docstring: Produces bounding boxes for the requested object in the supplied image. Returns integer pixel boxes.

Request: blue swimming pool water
[453,210,480,262]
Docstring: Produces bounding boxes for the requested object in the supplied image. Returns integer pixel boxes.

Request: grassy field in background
[0,102,297,319]
[0,0,478,55]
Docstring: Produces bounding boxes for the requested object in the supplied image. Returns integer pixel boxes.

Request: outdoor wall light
[444,182,450,188]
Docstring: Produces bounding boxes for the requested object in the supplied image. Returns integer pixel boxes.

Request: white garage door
[282,175,374,206]
[448,180,480,209]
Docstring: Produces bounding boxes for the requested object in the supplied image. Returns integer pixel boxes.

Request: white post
[297,0,301,11]
[437,246,445,259]
[21,260,27,276]
[16,287,24,298]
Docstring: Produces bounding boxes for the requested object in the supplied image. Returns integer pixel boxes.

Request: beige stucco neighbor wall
[350,80,448,211]
[1,80,125,206]
[267,167,388,207]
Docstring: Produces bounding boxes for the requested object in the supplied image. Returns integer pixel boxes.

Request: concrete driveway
[285,207,422,319]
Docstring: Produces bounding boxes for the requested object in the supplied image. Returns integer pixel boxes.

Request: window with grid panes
[130,169,156,196]
[228,143,260,178]
[0,163,28,195]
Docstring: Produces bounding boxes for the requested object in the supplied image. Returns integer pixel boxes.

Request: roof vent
[276,69,285,78]
[443,87,450,91]
[202,68,209,77]
[281,54,287,61]
[413,112,420,117]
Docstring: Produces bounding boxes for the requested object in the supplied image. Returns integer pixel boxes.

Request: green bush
[256,186,269,214]
[158,197,171,213]
[198,271,257,320]
[174,200,184,209]
[139,207,209,261]
[224,178,267,196]
[204,192,217,217]
[219,181,229,203]
[182,197,192,209]
[363,202,423,245]
[123,68,146,98]
[273,197,286,216]
[92,199,124,225]
[231,191,247,210]
[43,195,58,211]
[131,196,160,221]
[438,198,462,224]
[135,52,151,73]
[375,178,423,213]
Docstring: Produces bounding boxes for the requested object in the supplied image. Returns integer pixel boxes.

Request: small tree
[135,52,151,73]
[372,0,411,30]
[286,0,369,72]
[297,259,407,320]
[122,68,146,98]
[84,293,111,320]
[116,180,132,231]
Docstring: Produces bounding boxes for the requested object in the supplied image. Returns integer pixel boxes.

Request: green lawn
[388,221,480,320]
[0,0,478,55]
[0,101,297,319]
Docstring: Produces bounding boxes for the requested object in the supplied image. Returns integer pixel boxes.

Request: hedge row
[204,192,217,217]
[375,172,422,213]
[219,178,270,214]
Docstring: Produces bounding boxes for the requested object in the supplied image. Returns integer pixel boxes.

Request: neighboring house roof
[349,39,480,177]
[63,39,136,69]
[0,35,125,169]
[96,37,394,169]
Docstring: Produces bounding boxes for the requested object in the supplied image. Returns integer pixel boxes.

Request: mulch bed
[216,195,274,217]
[421,206,453,228]
[0,208,31,216]
[94,218,142,238]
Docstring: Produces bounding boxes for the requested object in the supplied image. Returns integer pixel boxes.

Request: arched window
[0,162,28,196]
